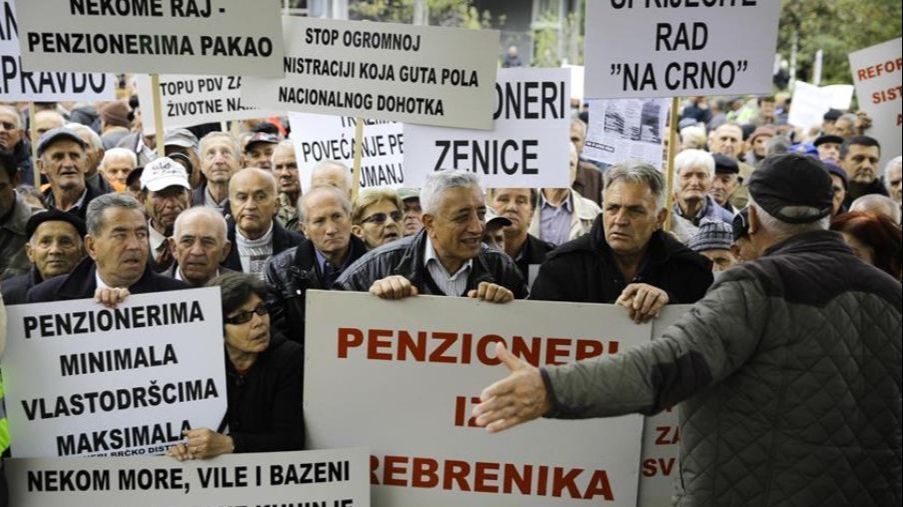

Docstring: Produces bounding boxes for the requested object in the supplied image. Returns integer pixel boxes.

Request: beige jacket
[528,190,602,244]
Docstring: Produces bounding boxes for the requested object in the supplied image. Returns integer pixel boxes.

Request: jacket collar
[763,230,850,257]
[395,230,497,289]
[588,215,708,271]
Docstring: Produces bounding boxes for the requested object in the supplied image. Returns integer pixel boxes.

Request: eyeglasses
[225,303,268,325]
[362,211,402,225]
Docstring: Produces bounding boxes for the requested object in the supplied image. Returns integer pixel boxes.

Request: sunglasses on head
[225,303,268,325]
[362,211,402,225]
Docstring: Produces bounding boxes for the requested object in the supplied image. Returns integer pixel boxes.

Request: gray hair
[674,149,714,179]
[173,206,228,240]
[199,131,241,157]
[64,122,103,150]
[311,159,352,191]
[420,170,483,215]
[680,125,707,149]
[100,147,137,168]
[86,193,144,235]
[883,155,902,183]
[765,135,791,156]
[298,185,352,224]
[604,160,667,211]
[850,194,902,225]
[748,195,829,240]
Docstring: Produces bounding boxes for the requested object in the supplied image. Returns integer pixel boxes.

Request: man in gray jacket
[473,153,902,506]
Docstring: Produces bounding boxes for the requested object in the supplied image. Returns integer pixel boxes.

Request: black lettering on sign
[433,139,539,175]
[494,81,566,120]
[27,469,111,492]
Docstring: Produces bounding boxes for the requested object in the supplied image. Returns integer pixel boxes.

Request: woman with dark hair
[831,211,902,281]
[168,272,303,460]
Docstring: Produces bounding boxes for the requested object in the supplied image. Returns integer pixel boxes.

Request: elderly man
[884,156,902,205]
[163,129,201,189]
[66,122,114,196]
[671,149,733,242]
[569,118,604,206]
[27,193,187,302]
[37,128,103,221]
[195,132,241,211]
[488,187,556,283]
[530,143,601,246]
[743,125,774,166]
[531,161,712,322]
[0,152,42,280]
[850,194,902,226]
[167,207,232,287]
[266,185,368,341]
[242,132,279,170]
[688,218,737,274]
[814,134,844,162]
[0,104,34,186]
[824,161,849,217]
[709,122,753,209]
[99,147,137,191]
[140,157,192,271]
[709,154,741,213]
[335,170,527,301]
[1,209,85,304]
[310,159,352,197]
[472,153,902,506]
[272,140,301,232]
[223,168,303,277]
[840,136,886,206]
[34,110,66,138]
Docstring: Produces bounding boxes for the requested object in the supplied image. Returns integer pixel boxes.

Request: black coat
[26,257,188,302]
[222,219,304,273]
[335,229,528,299]
[265,235,368,343]
[530,215,713,304]
[224,332,304,453]
[0,266,44,305]
[41,183,105,223]
[513,234,557,284]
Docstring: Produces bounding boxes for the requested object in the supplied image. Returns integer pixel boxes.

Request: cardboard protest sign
[638,305,690,507]
[584,97,669,170]
[13,0,284,77]
[0,0,115,101]
[135,73,279,134]
[6,448,370,506]
[2,288,227,458]
[849,38,902,167]
[585,1,781,98]
[242,17,499,129]
[305,291,647,506]
[787,81,855,129]
[403,67,571,188]
[288,112,405,191]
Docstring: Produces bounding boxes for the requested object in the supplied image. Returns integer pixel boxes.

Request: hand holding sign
[473,342,551,433]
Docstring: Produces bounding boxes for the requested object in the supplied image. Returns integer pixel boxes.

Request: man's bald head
[850,194,902,225]
[310,160,352,196]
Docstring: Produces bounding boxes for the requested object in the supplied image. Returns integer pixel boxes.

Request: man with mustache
[222,168,303,278]
[140,157,192,272]
[335,170,526,302]
[37,128,104,222]
[840,136,887,207]
[27,193,187,302]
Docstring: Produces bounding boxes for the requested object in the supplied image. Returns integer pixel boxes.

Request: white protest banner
[849,38,902,167]
[0,0,115,101]
[135,73,280,135]
[6,448,370,506]
[242,17,499,129]
[13,0,283,77]
[402,67,571,188]
[638,305,691,507]
[2,288,227,458]
[288,112,405,191]
[563,64,584,103]
[305,291,646,506]
[787,81,855,130]
[584,1,781,98]
[585,97,669,170]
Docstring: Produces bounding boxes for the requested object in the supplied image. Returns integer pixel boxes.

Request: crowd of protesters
[1,81,901,505]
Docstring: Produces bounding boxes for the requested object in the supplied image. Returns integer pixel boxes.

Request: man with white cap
[140,157,192,271]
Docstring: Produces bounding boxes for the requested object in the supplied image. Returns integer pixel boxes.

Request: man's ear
[655,208,668,230]
[220,240,232,263]
[84,235,98,261]
[420,213,435,236]
[351,224,363,239]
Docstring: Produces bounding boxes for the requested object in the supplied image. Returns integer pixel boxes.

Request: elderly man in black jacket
[335,170,527,302]
[266,185,368,342]
[27,193,187,302]
[531,161,712,322]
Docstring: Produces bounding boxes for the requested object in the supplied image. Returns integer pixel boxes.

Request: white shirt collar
[423,236,472,280]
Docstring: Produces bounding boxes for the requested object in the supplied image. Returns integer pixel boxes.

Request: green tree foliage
[349,0,496,29]
[779,0,902,85]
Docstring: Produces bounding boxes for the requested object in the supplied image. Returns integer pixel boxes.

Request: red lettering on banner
[856,58,903,81]
[642,457,676,477]
[370,454,614,499]
[336,328,620,366]
[453,395,483,428]
[654,425,680,445]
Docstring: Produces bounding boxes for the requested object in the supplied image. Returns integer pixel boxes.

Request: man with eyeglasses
[0,105,35,186]
[335,170,526,302]
[222,168,302,279]
[266,185,368,343]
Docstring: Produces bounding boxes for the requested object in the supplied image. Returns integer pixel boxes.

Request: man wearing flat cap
[1,209,86,304]
[473,153,902,506]
[814,134,843,162]
[37,127,103,222]
[709,154,742,214]
[242,132,279,171]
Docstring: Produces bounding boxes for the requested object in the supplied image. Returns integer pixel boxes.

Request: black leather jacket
[264,235,368,344]
[334,230,528,299]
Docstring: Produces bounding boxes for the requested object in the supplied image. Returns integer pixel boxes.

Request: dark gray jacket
[542,230,902,506]
[334,230,528,299]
